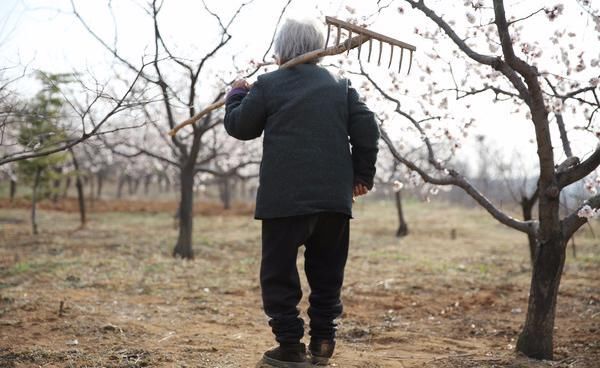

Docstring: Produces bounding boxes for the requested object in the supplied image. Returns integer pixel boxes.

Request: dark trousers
[260,212,350,344]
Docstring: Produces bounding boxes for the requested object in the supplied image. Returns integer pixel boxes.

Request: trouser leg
[304,213,350,341]
[261,215,313,344]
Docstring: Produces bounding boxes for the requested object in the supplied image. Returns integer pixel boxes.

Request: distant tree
[72,0,293,258]
[196,125,261,209]
[16,72,71,233]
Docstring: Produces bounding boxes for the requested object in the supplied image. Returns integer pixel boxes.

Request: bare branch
[0,62,148,166]
[260,0,293,63]
[449,85,522,101]
[119,143,180,168]
[507,8,544,26]
[557,144,600,189]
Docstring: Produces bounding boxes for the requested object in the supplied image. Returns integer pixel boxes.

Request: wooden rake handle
[168,35,371,137]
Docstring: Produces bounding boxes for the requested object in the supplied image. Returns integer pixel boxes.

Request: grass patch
[8,262,32,274]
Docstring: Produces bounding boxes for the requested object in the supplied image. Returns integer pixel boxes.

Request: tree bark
[158,173,171,193]
[144,174,152,195]
[117,175,126,198]
[516,236,566,359]
[69,148,87,228]
[395,190,409,237]
[555,113,573,158]
[517,101,562,360]
[31,167,42,235]
[173,164,195,259]
[88,174,95,209]
[96,171,104,199]
[51,168,61,203]
[219,176,232,210]
[127,176,134,195]
[521,193,538,264]
[9,179,16,202]
[131,177,141,195]
[62,176,71,199]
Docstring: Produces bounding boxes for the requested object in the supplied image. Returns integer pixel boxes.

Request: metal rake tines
[324,16,416,74]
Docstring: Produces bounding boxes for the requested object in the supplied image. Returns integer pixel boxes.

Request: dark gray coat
[224,63,379,219]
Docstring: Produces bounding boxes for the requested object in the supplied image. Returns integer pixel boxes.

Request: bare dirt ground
[0,199,598,367]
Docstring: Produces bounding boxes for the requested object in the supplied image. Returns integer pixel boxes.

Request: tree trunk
[395,190,408,237]
[31,167,42,235]
[518,115,562,360]
[516,235,566,359]
[521,196,537,264]
[117,175,126,198]
[69,148,86,228]
[9,179,16,202]
[160,174,171,193]
[240,179,247,201]
[88,174,95,209]
[157,174,165,193]
[144,174,152,196]
[134,178,140,195]
[96,172,104,199]
[62,176,71,199]
[173,165,195,259]
[127,176,134,195]
[219,176,232,210]
[52,175,61,203]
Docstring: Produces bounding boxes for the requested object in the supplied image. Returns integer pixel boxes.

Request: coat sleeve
[347,81,380,189]
[224,79,267,141]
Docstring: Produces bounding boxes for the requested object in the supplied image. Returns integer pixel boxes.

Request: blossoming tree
[354,0,599,360]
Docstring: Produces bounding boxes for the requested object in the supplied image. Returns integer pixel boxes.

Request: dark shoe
[309,339,335,365]
[261,343,310,368]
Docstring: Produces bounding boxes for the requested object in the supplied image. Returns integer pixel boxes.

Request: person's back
[236,64,355,219]
[225,63,378,220]
[223,17,379,367]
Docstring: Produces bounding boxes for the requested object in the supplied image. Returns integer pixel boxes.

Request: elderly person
[224,18,379,367]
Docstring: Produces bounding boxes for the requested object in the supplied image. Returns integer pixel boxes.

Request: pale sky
[1,0,598,175]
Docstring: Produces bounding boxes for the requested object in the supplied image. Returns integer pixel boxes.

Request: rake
[169,16,416,136]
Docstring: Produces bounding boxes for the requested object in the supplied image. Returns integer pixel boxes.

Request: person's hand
[353,183,369,197]
[231,79,250,90]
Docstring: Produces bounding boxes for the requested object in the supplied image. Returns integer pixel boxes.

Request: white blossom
[550,98,564,113]
[466,13,476,24]
[585,178,598,195]
[393,180,404,192]
[578,205,599,219]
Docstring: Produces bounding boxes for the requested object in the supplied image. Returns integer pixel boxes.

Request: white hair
[274,18,325,64]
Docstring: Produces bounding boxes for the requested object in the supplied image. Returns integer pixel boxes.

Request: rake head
[324,16,416,74]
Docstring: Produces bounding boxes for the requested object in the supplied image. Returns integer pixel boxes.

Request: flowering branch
[404,0,532,105]
[563,193,600,239]
[379,126,535,235]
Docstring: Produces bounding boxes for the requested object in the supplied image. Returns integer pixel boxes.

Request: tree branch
[557,144,600,188]
[0,64,147,166]
[404,0,532,105]
[562,193,600,240]
[380,126,535,235]
[360,62,443,171]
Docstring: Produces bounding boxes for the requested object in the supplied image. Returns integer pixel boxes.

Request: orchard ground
[0,199,598,368]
